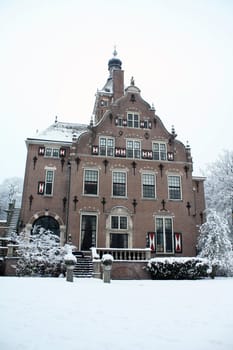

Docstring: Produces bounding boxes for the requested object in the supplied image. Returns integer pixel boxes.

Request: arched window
[32,216,60,236]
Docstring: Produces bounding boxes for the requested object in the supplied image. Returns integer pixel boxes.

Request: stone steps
[73,256,93,278]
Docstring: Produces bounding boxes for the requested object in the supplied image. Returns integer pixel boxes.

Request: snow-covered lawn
[1,277,233,350]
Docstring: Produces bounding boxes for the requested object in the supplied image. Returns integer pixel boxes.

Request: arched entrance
[32,215,60,236]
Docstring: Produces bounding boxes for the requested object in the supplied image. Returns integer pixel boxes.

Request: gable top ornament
[131,76,135,86]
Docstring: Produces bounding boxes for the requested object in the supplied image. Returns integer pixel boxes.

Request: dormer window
[45,147,59,158]
[127,113,139,128]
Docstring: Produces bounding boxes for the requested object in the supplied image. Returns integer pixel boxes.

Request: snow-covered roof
[27,121,88,145]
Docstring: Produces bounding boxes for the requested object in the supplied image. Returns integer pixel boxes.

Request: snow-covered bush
[197,209,233,277]
[147,257,210,280]
[15,229,66,277]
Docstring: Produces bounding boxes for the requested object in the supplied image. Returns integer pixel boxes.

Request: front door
[80,215,97,250]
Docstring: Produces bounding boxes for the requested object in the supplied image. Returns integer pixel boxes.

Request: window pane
[156,218,164,252]
[134,114,139,128]
[110,234,128,248]
[127,140,133,149]
[46,171,54,182]
[100,138,106,146]
[45,148,52,157]
[120,216,127,229]
[165,218,173,252]
[52,149,59,158]
[128,114,133,127]
[111,216,118,229]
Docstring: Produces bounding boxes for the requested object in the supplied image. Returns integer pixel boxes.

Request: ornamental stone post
[64,245,77,282]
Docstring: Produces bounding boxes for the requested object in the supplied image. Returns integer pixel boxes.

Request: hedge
[147,257,211,280]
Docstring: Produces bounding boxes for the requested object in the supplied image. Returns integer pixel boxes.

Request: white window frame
[127,112,140,128]
[44,169,54,196]
[83,168,99,196]
[111,215,128,230]
[141,172,156,199]
[152,142,167,161]
[99,137,115,157]
[155,216,174,253]
[112,170,127,198]
[126,139,141,159]
[45,147,60,158]
[168,174,182,200]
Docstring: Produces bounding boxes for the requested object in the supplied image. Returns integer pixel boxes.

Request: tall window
[155,217,173,253]
[84,170,98,195]
[127,113,139,128]
[168,175,182,200]
[45,170,54,195]
[99,137,114,156]
[126,140,141,158]
[153,142,167,160]
[142,173,156,198]
[112,171,126,197]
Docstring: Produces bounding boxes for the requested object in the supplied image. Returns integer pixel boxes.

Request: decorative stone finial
[131,76,135,86]
[113,46,117,57]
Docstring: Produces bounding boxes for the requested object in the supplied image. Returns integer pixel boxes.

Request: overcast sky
[0,0,232,184]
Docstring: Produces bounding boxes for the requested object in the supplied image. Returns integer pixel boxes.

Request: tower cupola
[108,48,122,73]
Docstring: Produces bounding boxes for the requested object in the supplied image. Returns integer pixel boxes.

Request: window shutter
[38,181,45,195]
[148,232,156,251]
[38,146,45,156]
[92,145,99,155]
[167,152,174,161]
[148,121,152,129]
[123,119,127,126]
[140,121,144,128]
[59,148,66,157]
[115,147,126,157]
[174,232,182,253]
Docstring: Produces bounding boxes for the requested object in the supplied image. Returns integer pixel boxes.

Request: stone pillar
[93,260,101,279]
[64,245,77,282]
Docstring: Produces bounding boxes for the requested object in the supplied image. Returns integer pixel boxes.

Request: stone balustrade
[95,248,151,261]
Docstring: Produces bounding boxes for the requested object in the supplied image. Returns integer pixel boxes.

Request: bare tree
[0,177,23,219]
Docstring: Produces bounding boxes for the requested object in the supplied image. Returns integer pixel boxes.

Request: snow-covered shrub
[147,257,210,280]
[197,209,233,277]
[15,229,66,277]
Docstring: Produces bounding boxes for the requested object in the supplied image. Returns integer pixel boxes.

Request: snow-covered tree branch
[204,150,233,236]
[197,209,233,277]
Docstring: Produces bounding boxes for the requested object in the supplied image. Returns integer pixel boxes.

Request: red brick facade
[20,52,205,257]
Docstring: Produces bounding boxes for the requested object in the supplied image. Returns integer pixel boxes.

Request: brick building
[20,51,205,258]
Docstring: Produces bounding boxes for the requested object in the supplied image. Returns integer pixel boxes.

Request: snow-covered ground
[1,277,233,350]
